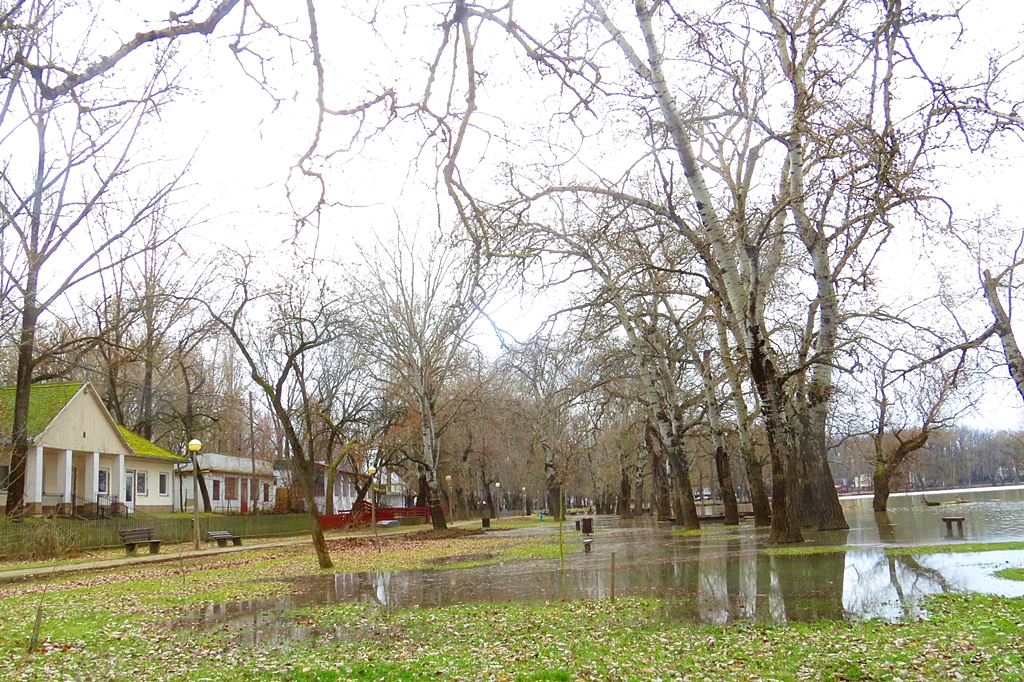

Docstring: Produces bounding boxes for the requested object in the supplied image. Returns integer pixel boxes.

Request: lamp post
[522,487,527,517]
[444,474,453,521]
[494,481,500,518]
[367,466,379,553]
[188,439,202,551]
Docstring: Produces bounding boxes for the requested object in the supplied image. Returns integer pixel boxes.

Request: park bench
[118,528,163,555]
[941,516,966,537]
[207,530,243,547]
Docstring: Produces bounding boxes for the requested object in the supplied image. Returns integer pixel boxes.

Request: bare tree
[349,230,484,530]
[203,253,343,568]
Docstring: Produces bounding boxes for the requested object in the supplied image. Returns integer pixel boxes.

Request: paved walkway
[0,520,481,584]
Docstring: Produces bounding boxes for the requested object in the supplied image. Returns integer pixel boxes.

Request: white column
[24,446,43,505]
[57,449,73,505]
[114,453,125,503]
[85,451,99,501]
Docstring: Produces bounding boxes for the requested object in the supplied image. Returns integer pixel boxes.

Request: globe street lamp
[188,439,202,551]
[522,487,527,517]
[494,481,500,517]
[367,466,379,553]
[444,475,453,521]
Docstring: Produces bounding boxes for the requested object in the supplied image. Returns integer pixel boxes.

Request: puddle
[174,487,1024,646]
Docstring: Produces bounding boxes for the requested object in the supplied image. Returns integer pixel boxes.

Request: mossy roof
[0,382,85,441]
[118,426,186,462]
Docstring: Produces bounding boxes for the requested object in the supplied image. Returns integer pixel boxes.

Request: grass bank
[0,530,1021,681]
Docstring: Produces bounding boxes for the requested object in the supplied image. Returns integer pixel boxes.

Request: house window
[263,483,270,502]
[212,479,221,501]
[314,473,325,497]
[159,472,168,496]
[98,468,110,495]
[136,471,148,495]
[0,464,9,492]
[225,476,238,500]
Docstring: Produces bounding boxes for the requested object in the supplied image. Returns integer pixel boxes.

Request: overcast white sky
[25,0,1024,428]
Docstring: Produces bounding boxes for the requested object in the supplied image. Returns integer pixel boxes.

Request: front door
[241,479,249,513]
[125,470,135,513]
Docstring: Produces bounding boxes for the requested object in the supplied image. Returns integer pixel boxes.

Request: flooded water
[176,486,1024,645]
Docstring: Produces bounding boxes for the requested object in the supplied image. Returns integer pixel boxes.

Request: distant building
[273,460,406,513]
[176,453,276,513]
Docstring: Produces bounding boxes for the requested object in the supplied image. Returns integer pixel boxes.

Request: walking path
[0,520,480,584]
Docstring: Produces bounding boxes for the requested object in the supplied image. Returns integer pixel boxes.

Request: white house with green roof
[0,382,186,515]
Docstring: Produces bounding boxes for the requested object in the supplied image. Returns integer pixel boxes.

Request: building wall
[177,472,276,513]
[36,387,132,456]
[126,458,176,512]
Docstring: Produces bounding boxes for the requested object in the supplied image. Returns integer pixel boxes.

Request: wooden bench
[941,516,966,537]
[208,530,243,547]
[118,528,163,555]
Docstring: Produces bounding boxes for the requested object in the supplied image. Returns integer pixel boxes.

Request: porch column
[113,453,125,504]
[57,449,73,507]
[24,446,43,511]
[85,451,99,501]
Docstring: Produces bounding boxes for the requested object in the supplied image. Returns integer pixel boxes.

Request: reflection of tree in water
[869,513,950,618]
[772,533,849,622]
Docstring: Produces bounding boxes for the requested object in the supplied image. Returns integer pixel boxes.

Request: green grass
[1,532,1023,681]
[886,540,1024,555]
[996,567,1024,581]
[763,540,1024,557]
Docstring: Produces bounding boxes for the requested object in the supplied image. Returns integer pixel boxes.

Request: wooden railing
[318,503,431,529]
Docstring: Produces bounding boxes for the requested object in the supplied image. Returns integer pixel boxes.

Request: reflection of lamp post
[522,487,527,517]
[188,439,202,551]
[368,466,379,553]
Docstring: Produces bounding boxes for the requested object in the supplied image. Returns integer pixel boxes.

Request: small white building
[273,460,405,513]
[0,382,185,515]
[176,453,276,513]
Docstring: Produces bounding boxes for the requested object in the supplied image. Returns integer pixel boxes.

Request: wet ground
[175,485,1024,646]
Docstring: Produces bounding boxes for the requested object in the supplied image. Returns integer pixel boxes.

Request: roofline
[34,382,134,454]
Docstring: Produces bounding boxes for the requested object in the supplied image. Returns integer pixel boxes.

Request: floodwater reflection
[176,489,1024,645]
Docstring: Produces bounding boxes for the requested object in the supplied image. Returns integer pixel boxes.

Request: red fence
[319,503,431,530]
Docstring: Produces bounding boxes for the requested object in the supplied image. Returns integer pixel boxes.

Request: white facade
[0,383,184,515]
[176,453,276,513]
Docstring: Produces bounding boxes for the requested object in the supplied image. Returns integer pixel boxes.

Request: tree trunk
[873,465,894,512]
[325,467,336,515]
[619,463,633,519]
[749,320,802,544]
[540,437,562,520]
[650,435,672,520]
[740,441,771,527]
[4,289,38,519]
[713,444,739,525]
[300,469,332,569]
[196,468,212,513]
[634,453,646,515]
[699,351,738,525]
[666,446,700,530]
[984,269,1024,403]
[800,408,848,529]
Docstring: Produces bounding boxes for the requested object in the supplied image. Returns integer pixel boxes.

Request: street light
[368,466,379,553]
[522,487,527,517]
[188,439,202,551]
[444,475,453,521]
[494,481,500,518]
